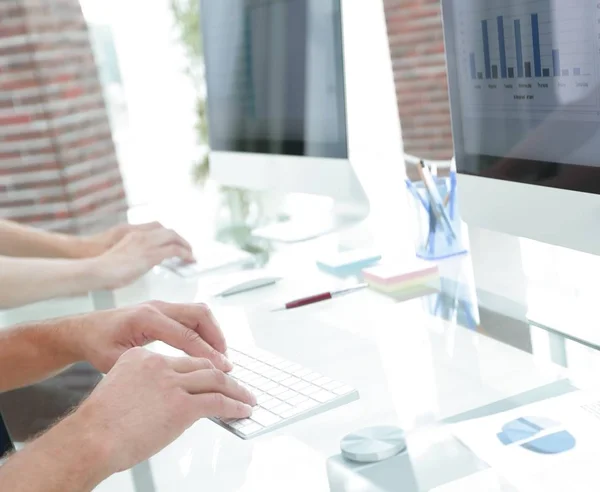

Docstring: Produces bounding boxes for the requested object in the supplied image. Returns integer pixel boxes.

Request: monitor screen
[201,0,348,159]
[442,0,600,194]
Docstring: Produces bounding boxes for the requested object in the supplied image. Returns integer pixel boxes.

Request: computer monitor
[442,0,600,255]
[200,0,405,241]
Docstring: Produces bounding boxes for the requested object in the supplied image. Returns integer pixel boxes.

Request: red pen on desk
[272,284,368,311]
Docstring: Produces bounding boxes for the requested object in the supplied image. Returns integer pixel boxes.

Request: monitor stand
[251,194,370,243]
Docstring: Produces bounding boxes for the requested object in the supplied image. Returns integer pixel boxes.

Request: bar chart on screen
[455,0,600,112]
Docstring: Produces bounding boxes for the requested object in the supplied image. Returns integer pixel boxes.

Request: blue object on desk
[409,177,467,260]
[317,250,382,277]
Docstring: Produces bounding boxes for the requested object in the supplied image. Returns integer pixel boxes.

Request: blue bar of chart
[531,14,542,77]
[481,20,491,79]
[552,49,560,77]
[468,8,591,81]
[497,16,507,78]
[514,19,523,78]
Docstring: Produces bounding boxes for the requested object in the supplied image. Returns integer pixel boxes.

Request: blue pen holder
[408,177,467,260]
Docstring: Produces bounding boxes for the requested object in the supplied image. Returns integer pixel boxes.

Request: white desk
[108,258,576,492]
[0,194,594,491]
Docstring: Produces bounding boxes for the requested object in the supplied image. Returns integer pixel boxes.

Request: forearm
[0,256,108,309]
[0,220,86,259]
[0,411,112,492]
[0,316,82,391]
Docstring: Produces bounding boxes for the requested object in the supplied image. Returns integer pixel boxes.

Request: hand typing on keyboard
[212,347,359,439]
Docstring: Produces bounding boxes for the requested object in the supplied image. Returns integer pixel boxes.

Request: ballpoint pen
[272,284,368,311]
[418,160,457,241]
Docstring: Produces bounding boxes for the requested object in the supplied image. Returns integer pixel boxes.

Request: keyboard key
[287,394,308,406]
[301,385,321,396]
[264,356,283,365]
[251,409,281,427]
[281,376,302,386]
[314,377,333,387]
[271,402,293,415]
[235,369,252,380]
[268,385,287,397]
[239,423,263,436]
[261,368,280,379]
[323,381,344,391]
[280,407,304,418]
[260,381,278,392]
[237,356,251,366]
[253,376,270,387]
[333,385,354,396]
[295,368,312,378]
[271,372,289,383]
[244,360,262,370]
[279,389,298,400]
[262,398,283,411]
[297,399,319,412]
[290,381,311,392]
[304,372,322,382]
[257,393,273,405]
[244,373,263,385]
[231,418,253,429]
[313,390,337,403]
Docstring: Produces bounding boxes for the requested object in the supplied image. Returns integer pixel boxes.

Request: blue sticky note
[317,249,382,277]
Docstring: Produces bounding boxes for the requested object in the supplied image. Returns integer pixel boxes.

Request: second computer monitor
[201,0,406,242]
[442,0,600,255]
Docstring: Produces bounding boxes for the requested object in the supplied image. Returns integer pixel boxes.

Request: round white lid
[340,426,407,463]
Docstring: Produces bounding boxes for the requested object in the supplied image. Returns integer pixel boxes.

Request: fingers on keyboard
[216,347,356,438]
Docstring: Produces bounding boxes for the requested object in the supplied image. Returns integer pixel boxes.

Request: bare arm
[0,256,105,309]
[0,219,86,259]
[0,413,111,492]
[0,302,232,393]
[0,316,80,391]
[0,303,252,491]
[0,225,196,309]
[0,220,195,262]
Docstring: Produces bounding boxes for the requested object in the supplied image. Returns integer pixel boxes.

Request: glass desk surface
[0,190,597,492]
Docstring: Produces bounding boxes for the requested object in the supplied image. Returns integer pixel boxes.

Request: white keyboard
[212,347,359,439]
[161,242,255,278]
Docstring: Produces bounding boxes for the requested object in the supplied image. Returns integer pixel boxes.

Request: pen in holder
[406,171,467,261]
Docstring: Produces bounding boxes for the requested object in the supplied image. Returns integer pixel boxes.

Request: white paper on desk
[430,469,516,492]
[453,389,600,492]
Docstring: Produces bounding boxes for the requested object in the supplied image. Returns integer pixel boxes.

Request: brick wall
[0,0,127,234]
[384,0,454,161]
